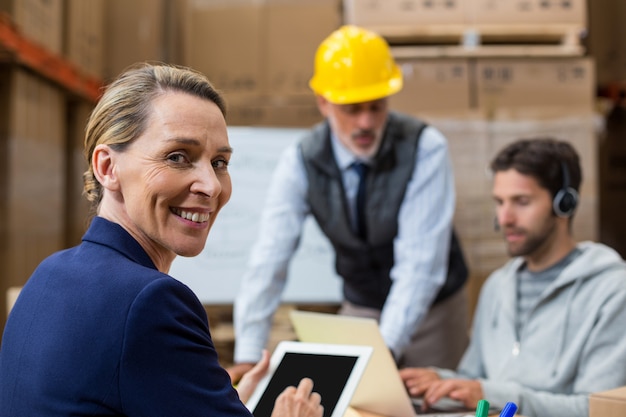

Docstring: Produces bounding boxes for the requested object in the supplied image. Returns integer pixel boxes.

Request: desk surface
[345,406,525,417]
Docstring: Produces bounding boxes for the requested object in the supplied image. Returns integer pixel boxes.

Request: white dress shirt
[234,123,456,362]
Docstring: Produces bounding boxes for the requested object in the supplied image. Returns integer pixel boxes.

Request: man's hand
[271,377,323,417]
[226,362,256,385]
[422,378,483,411]
[235,350,270,404]
[399,367,441,397]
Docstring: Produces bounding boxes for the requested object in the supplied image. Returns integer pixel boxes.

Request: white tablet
[245,341,373,417]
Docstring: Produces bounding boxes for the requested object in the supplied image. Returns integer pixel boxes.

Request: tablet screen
[246,342,372,417]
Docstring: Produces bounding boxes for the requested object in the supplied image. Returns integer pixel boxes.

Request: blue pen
[498,401,518,417]
[475,399,490,417]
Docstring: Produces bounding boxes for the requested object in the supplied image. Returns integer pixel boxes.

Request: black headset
[552,161,579,218]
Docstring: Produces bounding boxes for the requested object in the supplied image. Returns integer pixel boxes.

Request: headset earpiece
[552,162,579,218]
[494,216,500,232]
[553,187,579,217]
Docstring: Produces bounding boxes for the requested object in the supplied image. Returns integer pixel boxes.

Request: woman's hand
[271,377,323,417]
[227,362,256,386]
[235,350,270,404]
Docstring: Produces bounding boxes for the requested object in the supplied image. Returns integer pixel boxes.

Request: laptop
[246,340,373,417]
[289,310,495,417]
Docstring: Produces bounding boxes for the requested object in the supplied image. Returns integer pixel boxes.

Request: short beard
[506,215,558,258]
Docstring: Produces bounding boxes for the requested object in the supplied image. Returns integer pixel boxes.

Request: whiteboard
[170,126,342,304]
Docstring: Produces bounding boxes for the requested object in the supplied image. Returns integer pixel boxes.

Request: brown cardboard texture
[390,58,471,118]
[65,0,104,78]
[104,0,165,80]
[265,0,341,98]
[469,0,587,26]
[1,0,64,53]
[343,0,465,27]
[183,0,264,100]
[474,57,595,119]
[590,386,626,417]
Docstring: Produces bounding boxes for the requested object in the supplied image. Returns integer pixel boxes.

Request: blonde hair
[83,62,226,214]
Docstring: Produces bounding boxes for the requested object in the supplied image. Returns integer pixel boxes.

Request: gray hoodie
[438,242,626,417]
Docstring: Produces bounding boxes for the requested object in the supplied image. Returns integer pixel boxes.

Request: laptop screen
[289,310,417,417]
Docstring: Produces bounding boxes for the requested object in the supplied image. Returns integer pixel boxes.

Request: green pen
[475,399,490,417]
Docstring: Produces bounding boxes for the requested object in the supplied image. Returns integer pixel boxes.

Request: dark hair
[490,138,582,199]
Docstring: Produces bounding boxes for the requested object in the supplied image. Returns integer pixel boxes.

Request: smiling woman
[84,64,233,269]
[0,63,324,417]
[92,89,233,267]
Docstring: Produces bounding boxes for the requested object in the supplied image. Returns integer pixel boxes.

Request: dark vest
[300,112,468,309]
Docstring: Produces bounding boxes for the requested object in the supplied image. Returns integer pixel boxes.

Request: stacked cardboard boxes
[102,0,169,82]
[390,58,472,119]
[0,0,62,333]
[63,0,104,248]
[183,0,342,127]
[0,0,103,334]
[64,0,104,79]
[0,68,67,330]
[0,0,64,54]
[344,0,586,50]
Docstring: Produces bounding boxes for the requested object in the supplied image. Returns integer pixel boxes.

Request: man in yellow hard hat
[228,25,469,382]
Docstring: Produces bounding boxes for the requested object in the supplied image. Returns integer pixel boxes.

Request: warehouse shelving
[0,12,102,103]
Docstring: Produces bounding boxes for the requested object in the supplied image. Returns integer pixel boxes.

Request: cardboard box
[184,0,340,101]
[1,0,64,54]
[64,0,104,78]
[343,0,466,28]
[184,0,264,101]
[390,58,472,119]
[469,0,587,26]
[344,0,585,42]
[590,386,626,417]
[265,0,341,99]
[437,118,491,198]
[473,57,595,119]
[6,70,67,280]
[0,68,67,330]
[184,0,340,122]
[103,0,166,81]
[225,95,322,127]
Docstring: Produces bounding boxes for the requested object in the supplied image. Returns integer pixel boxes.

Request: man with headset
[400,138,626,417]
[228,25,469,383]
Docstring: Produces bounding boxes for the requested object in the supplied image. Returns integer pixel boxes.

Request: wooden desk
[344,406,525,417]
[345,407,474,417]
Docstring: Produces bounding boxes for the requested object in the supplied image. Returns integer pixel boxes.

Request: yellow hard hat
[309,25,403,105]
